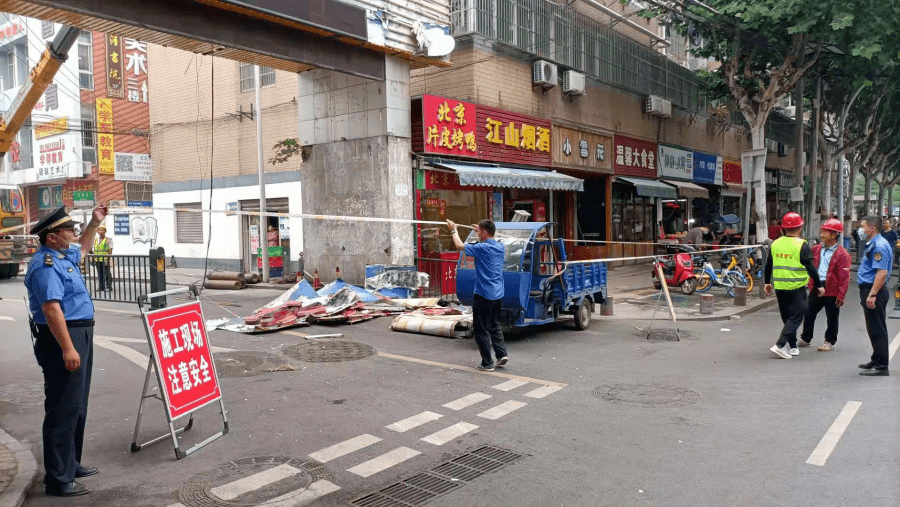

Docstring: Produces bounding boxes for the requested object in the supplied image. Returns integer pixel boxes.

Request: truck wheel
[574,299,591,330]
[7,264,19,278]
[680,277,697,295]
[0,265,9,280]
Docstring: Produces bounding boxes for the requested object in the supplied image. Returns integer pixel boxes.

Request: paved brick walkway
[0,427,36,507]
[0,441,15,496]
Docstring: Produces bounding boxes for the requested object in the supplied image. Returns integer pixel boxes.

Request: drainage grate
[350,445,523,507]
[282,340,376,363]
[213,351,293,378]
[592,382,700,408]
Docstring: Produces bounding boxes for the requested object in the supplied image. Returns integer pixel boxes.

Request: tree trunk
[878,181,885,217]
[845,157,857,234]
[751,126,770,242]
[865,171,873,215]
[888,185,894,219]
[824,157,833,215]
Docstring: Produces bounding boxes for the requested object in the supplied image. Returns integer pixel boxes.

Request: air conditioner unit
[782,105,796,118]
[533,60,557,88]
[687,58,704,71]
[645,95,672,118]
[562,70,585,96]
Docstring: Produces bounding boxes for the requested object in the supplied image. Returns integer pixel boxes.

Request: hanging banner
[658,144,693,181]
[114,153,152,181]
[96,98,115,175]
[477,105,551,167]
[722,158,742,184]
[692,151,718,185]
[144,302,222,420]
[106,33,125,99]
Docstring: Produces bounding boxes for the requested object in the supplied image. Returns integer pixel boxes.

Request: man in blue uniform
[25,205,107,496]
[448,218,508,371]
[856,215,892,376]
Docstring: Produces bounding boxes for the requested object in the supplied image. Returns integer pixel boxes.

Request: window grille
[239,63,276,92]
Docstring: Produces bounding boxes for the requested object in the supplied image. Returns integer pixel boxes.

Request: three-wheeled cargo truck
[456,222,607,330]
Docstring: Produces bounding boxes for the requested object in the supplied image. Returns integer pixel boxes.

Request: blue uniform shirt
[464,239,505,300]
[817,244,837,282]
[857,235,893,285]
[24,245,94,324]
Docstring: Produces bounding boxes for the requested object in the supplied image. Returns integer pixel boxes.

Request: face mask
[858,227,867,239]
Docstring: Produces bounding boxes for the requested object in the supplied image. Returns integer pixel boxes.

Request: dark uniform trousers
[775,287,808,348]
[32,321,94,487]
[859,284,890,369]
[801,291,840,345]
[472,294,508,366]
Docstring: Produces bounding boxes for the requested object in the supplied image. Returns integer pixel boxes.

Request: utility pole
[793,78,805,234]
[807,76,821,235]
[256,65,269,282]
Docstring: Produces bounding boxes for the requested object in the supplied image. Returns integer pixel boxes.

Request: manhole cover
[593,383,699,408]
[0,382,44,405]
[179,456,332,507]
[282,341,376,363]
[213,352,293,378]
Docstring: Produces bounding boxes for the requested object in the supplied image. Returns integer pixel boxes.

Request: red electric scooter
[651,245,698,295]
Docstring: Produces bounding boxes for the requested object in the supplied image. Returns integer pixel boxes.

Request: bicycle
[695,254,751,296]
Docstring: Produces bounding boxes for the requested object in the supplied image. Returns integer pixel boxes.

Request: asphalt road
[1,277,898,507]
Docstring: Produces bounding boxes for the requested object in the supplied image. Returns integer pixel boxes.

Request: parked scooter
[651,245,698,295]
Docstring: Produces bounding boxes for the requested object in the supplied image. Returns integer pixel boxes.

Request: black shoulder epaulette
[43,253,53,266]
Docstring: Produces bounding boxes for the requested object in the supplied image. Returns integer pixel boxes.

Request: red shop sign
[476,105,551,167]
[421,94,478,156]
[722,159,742,184]
[613,135,657,178]
[422,170,491,192]
[144,302,222,420]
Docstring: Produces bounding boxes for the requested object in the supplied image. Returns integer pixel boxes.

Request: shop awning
[662,179,709,199]
[616,177,677,199]
[432,162,584,191]
[721,184,747,197]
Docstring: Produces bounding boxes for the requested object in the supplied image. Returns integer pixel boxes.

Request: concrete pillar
[298,56,413,283]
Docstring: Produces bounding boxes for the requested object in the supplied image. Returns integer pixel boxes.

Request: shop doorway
[240,197,290,275]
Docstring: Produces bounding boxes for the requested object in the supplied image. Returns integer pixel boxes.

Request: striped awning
[663,179,710,199]
[432,162,584,191]
[616,177,677,199]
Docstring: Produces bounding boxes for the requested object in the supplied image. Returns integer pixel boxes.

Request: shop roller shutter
[175,202,203,243]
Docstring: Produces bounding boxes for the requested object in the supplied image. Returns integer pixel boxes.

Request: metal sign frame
[130,286,228,459]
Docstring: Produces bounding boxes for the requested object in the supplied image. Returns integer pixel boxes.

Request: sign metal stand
[130,286,228,459]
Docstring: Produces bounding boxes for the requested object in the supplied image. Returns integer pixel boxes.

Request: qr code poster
[115,153,152,181]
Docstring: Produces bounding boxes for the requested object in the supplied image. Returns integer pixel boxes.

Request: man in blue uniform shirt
[448,218,508,371]
[25,205,107,496]
[856,215,892,376]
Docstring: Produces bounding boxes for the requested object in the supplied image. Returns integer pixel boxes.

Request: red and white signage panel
[144,302,222,420]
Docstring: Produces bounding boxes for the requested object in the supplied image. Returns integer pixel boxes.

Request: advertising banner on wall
[97,98,115,175]
[476,104,551,167]
[552,126,612,174]
[419,94,477,157]
[658,144,693,181]
[722,159,742,184]
[106,33,125,99]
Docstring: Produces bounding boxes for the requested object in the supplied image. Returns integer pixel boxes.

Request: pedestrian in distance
[24,205,107,497]
[798,219,851,352]
[90,225,113,292]
[447,218,509,371]
[879,218,899,268]
[768,219,783,241]
[856,215,892,376]
[765,212,823,359]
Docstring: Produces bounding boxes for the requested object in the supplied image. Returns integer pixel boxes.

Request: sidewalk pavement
[163,267,290,291]
[0,427,36,507]
[602,262,776,321]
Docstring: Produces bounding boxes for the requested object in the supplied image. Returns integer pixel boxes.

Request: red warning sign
[144,302,222,420]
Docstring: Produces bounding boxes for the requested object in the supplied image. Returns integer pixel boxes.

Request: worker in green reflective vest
[764,212,823,359]
[91,226,113,292]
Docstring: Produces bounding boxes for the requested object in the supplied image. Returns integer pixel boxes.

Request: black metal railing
[83,247,166,307]
[417,257,459,299]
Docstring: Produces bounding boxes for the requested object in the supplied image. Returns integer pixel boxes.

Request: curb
[0,427,36,507]
[597,297,778,322]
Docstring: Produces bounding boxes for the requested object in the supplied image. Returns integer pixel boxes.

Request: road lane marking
[346,447,421,478]
[94,335,234,369]
[0,316,14,321]
[421,422,478,446]
[376,352,566,387]
[386,411,443,433]
[211,463,302,500]
[443,392,492,411]
[806,401,862,466]
[492,379,529,392]
[264,480,341,507]
[524,385,565,399]
[890,329,900,360]
[309,434,381,463]
[477,400,528,420]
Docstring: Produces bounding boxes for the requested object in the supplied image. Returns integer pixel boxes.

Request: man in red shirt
[799,219,851,351]
[767,219,782,240]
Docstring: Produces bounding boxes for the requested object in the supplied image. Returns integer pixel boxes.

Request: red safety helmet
[782,212,804,229]
[821,218,843,233]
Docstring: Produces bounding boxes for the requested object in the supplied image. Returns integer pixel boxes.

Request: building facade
[0,14,150,254]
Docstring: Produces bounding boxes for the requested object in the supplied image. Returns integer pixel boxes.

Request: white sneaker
[789,348,799,356]
[770,344,792,359]
[797,340,811,347]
